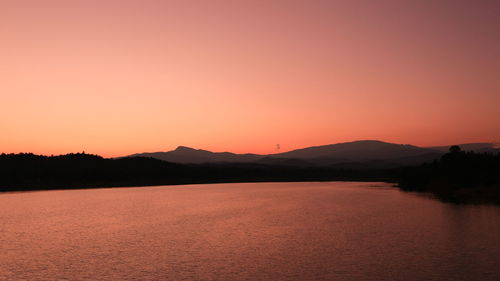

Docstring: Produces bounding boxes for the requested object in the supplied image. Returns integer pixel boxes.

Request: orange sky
[1,0,499,157]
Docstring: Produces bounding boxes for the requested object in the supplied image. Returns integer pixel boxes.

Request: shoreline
[0,178,398,193]
[3,179,499,206]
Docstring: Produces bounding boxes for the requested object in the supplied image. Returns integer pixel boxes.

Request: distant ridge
[127,146,262,164]
[127,140,500,166]
[3,144,498,204]
[124,140,498,166]
[271,140,435,161]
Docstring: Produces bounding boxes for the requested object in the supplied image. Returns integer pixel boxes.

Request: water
[1,182,499,281]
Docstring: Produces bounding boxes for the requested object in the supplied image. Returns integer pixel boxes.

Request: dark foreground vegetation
[1,147,499,205]
[0,152,395,191]
[398,146,500,204]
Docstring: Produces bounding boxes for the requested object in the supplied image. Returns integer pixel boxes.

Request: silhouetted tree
[398,149,500,204]
[449,145,461,153]
[0,152,395,191]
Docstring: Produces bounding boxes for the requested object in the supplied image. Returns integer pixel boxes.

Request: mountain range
[125,140,499,168]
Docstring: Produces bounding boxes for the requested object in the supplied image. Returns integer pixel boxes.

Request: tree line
[1,147,499,204]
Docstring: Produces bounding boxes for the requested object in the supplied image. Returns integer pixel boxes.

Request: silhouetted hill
[2,148,499,205]
[0,153,188,190]
[272,140,439,162]
[0,152,395,191]
[127,146,262,163]
[124,140,445,166]
[256,157,313,166]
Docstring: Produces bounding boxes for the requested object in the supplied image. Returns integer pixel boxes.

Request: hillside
[126,140,444,166]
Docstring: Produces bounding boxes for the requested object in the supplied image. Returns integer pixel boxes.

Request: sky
[1,0,499,157]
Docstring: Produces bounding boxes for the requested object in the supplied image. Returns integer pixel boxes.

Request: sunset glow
[1,0,499,157]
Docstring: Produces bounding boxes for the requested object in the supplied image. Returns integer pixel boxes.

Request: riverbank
[0,152,396,192]
[2,150,499,205]
[397,149,500,205]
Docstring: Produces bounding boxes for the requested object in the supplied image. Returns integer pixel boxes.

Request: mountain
[125,140,447,166]
[271,140,439,162]
[127,146,262,164]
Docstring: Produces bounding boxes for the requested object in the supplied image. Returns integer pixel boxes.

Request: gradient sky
[1,0,499,157]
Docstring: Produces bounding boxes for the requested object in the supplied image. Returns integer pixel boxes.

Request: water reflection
[1,182,499,281]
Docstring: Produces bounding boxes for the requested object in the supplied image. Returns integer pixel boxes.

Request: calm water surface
[1,182,500,281]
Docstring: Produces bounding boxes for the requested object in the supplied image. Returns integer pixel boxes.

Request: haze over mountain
[271,140,434,162]
[124,140,496,167]
[127,146,262,164]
